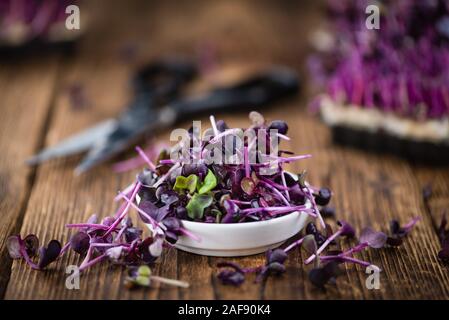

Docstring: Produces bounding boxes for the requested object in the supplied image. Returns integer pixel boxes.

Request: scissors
[28,58,299,174]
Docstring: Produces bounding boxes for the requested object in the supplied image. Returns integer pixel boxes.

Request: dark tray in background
[331,125,449,165]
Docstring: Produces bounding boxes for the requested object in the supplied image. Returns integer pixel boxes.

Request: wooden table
[1,0,448,300]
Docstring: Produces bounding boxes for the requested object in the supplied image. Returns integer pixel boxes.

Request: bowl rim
[179,210,303,228]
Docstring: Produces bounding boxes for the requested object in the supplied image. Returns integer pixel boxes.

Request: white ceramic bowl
[173,209,310,256]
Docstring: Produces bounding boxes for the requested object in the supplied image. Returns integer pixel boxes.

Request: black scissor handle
[132,59,197,100]
[172,67,299,117]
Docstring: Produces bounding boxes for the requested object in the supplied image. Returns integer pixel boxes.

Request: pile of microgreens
[7,112,419,289]
[308,0,449,119]
[0,0,77,45]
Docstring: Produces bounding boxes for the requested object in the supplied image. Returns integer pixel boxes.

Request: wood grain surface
[1,0,449,300]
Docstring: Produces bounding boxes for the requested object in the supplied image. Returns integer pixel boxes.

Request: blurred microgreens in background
[309,0,449,119]
[0,0,80,46]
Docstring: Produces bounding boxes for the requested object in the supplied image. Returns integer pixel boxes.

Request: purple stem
[114,225,127,243]
[79,245,93,269]
[90,243,130,248]
[135,146,156,171]
[304,186,325,229]
[273,154,312,163]
[240,205,309,216]
[114,182,135,202]
[260,178,295,191]
[228,199,252,205]
[259,180,290,206]
[284,235,306,253]
[179,228,202,242]
[113,201,128,219]
[271,207,315,218]
[270,208,316,217]
[281,171,291,201]
[277,133,290,141]
[403,216,421,233]
[65,223,111,230]
[118,192,158,229]
[320,255,378,270]
[79,253,107,272]
[153,163,180,188]
[305,230,342,264]
[19,242,39,270]
[209,128,242,145]
[103,182,141,238]
[159,159,175,165]
[59,241,71,257]
[341,242,369,256]
[112,142,168,173]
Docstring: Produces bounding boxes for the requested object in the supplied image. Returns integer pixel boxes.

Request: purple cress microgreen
[304,221,355,265]
[217,263,246,286]
[217,248,289,286]
[359,228,388,249]
[283,234,308,253]
[308,261,342,289]
[135,146,156,171]
[390,217,421,238]
[7,234,61,270]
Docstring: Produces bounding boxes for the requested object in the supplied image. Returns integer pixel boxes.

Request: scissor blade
[27,119,117,165]
[74,105,172,175]
[74,126,152,175]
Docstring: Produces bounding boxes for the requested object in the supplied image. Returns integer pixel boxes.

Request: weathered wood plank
[0,56,60,298]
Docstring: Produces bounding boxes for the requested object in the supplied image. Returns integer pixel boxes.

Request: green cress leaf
[173,174,198,194]
[173,176,187,192]
[138,265,152,277]
[197,169,217,194]
[186,175,199,194]
[186,193,213,219]
[136,275,151,287]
